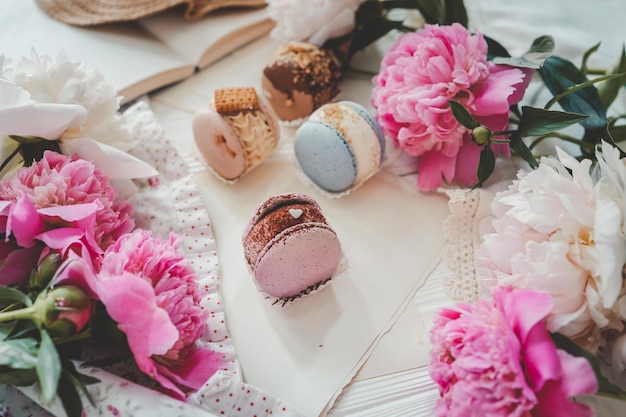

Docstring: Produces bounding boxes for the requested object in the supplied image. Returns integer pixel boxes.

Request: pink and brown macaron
[242,193,343,303]
[192,86,279,181]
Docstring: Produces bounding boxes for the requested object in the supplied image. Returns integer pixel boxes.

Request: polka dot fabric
[108,100,305,417]
[124,100,240,378]
[190,371,305,417]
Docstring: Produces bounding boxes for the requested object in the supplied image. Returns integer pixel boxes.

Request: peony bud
[30,252,63,288]
[471,126,492,146]
[39,285,92,337]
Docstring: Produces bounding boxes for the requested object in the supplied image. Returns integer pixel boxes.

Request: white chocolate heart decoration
[289,208,303,219]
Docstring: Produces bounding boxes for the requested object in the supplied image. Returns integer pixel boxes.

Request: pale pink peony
[98,230,222,398]
[475,147,626,349]
[371,23,532,191]
[429,286,597,417]
[0,151,134,285]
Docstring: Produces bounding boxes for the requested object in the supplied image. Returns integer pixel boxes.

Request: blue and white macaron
[294,101,385,193]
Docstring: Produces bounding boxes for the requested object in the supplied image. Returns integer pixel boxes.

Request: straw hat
[35,0,267,26]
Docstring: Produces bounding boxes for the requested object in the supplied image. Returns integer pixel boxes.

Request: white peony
[266,0,366,45]
[1,50,131,151]
[0,50,157,179]
[475,144,626,350]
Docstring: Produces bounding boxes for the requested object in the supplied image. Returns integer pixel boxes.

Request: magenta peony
[0,150,134,285]
[371,23,532,191]
[98,230,222,398]
[429,286,597,417]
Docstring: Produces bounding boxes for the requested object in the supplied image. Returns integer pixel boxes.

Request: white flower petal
[0,79,32,109]
[0,97,87,140]
[60,138,158,180]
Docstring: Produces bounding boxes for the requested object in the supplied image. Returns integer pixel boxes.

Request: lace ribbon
[441,188,482,302]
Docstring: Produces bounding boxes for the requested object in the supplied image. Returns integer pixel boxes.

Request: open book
[2,0,274,104]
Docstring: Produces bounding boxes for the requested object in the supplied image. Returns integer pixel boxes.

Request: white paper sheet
[150,35,450,416]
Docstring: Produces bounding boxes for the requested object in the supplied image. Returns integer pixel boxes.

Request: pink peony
[429,286,597,417]
[0,151,134,284]
[371,23,532,191]
[98,230,222,398]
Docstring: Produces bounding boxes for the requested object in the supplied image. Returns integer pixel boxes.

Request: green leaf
[492,35,554,69]
[599,46,626,109]
[448,100,480,129]
[509,132,539,168]
[0,338,38,368]
[7,319,38,340]
[475,145,496,188]
[356,0,383,24]
[57,373,84,417]
[551,332,626,400]
[518,106,591,136]
[61,358,99,406]
[0,286,33,307]
[0,322,14,339]
[37,329,61,404]
[0,366,38,385]
[443,0,468,26]
[608,124,626,143]
[540,55,607,130]
[409,0,445,25]
[349,17,399,58]
[580,42,601,76]
[485,35,511,60]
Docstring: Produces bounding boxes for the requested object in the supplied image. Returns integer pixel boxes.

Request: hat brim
[35,0,266,26]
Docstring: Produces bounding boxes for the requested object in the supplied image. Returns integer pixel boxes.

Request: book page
[138,7,274,69]
[1,0,195,104]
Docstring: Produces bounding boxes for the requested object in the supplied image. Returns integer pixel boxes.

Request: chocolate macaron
[242,193,342,302]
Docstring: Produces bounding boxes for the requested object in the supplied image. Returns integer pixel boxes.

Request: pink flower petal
[7,197,43,247]
[451,137,481,187]
[52,248,101,299]
[98,272,179,359]
[472,66,531,116]
[557,350,598,396]
[154,346,223,391]
[38,203,99,222]
[417,150,456,191]
[533,379,596,417]
[0,245,42,286]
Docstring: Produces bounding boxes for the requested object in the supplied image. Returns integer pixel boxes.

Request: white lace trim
[441,188,481,302]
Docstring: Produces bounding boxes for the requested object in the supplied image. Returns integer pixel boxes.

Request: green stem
[545,73,626,109]
[529,132,596,151]
[53,328,92,345]
[346,66,378,77]
[0,143,22,173]
[586,68,608,75]
[594,391,626,402]
[492,130,517,137]
[0,305,37,322]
